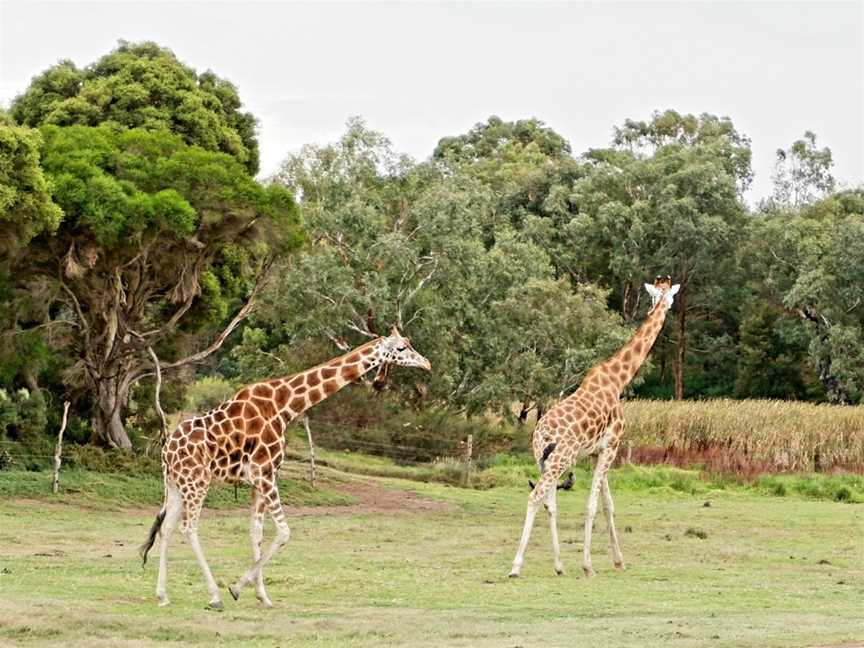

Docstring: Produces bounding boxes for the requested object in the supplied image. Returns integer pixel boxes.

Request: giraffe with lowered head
[140,327,431,609]
[509,276,679,578]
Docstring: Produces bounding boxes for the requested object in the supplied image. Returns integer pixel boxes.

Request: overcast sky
[1,1,861,203]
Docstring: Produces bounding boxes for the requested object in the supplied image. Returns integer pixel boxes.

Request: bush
[0,388,48,447]
[184,376,237,413]
[64,445,161,475]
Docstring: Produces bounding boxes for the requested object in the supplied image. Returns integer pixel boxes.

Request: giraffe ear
[644,283,659,298]
[669,284,680,297]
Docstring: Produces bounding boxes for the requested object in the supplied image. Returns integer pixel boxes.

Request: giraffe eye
[397,346,406,352]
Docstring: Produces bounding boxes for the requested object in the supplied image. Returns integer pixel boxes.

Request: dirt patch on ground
[294,479,456,516]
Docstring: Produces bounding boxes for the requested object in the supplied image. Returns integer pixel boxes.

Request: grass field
[0,460,862,648]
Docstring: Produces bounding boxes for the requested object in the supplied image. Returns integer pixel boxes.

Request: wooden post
[461,434,473,487]
[304,416,316,487]
[52,401,71,494]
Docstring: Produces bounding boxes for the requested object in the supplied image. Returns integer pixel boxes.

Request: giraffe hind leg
[509,456,564,578]
[583,447,616,577]
[250,491,273,607]
[601,476,625,570]
[155,485,182,607]
[545,486,564,575]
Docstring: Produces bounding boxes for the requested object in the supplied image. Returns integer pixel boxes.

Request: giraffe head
[644,275,680,310]
[373,326,432,372]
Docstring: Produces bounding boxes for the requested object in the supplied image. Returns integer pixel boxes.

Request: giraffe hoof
[507,571,520,578]
[583,567,596,578]
[228,585,241,601]
[256,596,274,608]
[157,597,170,607]
[555,567,564,576]
[614,562,626,571]
[208,600,224,611]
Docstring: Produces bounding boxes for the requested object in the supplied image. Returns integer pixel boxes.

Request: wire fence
[0,416,481,470]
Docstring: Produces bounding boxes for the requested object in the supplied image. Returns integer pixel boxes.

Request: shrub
[184,376,237,413]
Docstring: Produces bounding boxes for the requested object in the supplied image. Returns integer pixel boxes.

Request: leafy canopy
[0,113,62,250]
[11,41,260,174]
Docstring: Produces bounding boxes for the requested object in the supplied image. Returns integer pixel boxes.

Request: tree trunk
[798,308,851,405]
[815,346,850,405]
[91,375,132,448]
[517,400,532,425]
[673,289,686,400]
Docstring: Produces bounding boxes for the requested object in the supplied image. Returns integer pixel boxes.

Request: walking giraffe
[140,327,431,608]
[509,276,679,578]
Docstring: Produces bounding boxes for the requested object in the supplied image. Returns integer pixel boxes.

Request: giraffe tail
[139,508,166,568]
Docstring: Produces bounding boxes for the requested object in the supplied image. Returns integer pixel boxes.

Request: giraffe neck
[272,338,383,423]
[604,302,670,389]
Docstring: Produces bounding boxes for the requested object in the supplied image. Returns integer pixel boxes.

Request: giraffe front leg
[183,489,223,610]
[230,479,290,602]
[583,448,615,577]
[250,493,272,607]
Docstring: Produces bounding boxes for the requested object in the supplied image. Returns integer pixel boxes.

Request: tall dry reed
[622,399,864,473]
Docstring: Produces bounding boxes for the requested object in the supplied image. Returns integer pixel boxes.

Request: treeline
[0,42,862,455]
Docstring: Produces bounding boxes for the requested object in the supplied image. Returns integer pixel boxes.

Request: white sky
[1,1,861,203]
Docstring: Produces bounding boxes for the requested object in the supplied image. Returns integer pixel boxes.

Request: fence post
[304,416,316,488]
[52,401,71,494]
[461,434,473,487]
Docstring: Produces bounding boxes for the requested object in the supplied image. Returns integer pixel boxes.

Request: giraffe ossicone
[508,275,679,578]
[139,328,430,609]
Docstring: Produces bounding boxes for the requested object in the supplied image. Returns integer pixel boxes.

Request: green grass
[0,460,862,647]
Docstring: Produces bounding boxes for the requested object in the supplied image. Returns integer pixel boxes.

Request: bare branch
[323,329,351,351]
[161,280,262,371]
[145,345,168,442]
[346,321,377,339]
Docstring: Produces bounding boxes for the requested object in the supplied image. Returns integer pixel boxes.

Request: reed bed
[621,399,864,474]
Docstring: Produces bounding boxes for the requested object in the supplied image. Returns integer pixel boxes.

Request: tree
[566,111,752,398]
[734,301,810,399]
[5,43,299,448]
[10,41,259,174]
[9,125,301,447]
[263,119,629,420]
[751,190,864,403]
[767,131,835,210]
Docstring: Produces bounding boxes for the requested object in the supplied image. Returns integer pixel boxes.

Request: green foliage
[267,118,629,417]
[183,375,236,413]
[751,190,864,403]
[0,388,48,447]
[734,302,810,399]
[0,117,62,250]
[11,41,259,174]
[433,115,571,164]
[767,130,835,210]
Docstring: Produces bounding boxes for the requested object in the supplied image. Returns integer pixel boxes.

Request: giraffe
[139,327,431,609]
[508,275,679,578]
